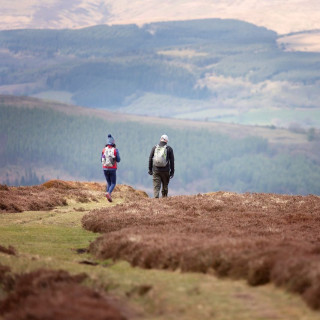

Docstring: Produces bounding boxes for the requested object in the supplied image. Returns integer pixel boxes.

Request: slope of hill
[1,0,320,35]
[278,30,320,53]
[1,182,320,319]
[1,95,320,195]
[1,20,320,128]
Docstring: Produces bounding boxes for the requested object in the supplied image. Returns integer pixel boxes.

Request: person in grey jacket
[148,134,174,198]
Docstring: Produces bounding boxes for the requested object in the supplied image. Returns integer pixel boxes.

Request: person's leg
[108,170,117,195]
[153,172,161,198]
[160,171,170,197]
[103,170,111,193]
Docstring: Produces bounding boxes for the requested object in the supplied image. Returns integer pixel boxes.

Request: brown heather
[82,192,320,310]
[0,269,127,320]
[0,245,16,256]
[0,181,148,213]
[0,180,93,213]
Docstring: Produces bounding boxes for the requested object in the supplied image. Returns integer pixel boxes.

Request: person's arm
[169,147,175,177]
[149,146,155,172]
[101,148,105,163]
[116,149,120,162]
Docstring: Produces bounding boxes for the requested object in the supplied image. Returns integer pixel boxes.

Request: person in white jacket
[101,134,120,202]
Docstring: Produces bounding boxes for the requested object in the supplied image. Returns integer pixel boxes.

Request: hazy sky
[1,0,320,34]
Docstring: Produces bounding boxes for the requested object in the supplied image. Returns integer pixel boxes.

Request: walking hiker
[148,134,174,198]
[101,134,120,202]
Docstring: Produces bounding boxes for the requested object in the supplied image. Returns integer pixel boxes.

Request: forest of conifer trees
[1,102,320,195]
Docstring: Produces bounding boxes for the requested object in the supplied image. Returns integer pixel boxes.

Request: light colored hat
[160,134,169,142]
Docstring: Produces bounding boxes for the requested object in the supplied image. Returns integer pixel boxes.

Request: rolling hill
[1,94,320,195]
[1,20,320,128]
[1,0,320,35]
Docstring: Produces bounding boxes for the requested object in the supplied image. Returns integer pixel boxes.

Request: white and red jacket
[101,145,120,170]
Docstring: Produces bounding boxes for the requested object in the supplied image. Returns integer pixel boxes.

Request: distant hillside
[1,95,320,195]
[277,31,320,53]
[1,0,320,34]
[1,20,320,129]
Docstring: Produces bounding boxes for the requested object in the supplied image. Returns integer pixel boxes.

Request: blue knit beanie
[107,134,115,145]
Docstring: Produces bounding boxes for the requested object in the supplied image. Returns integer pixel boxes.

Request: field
[1,181,320,319]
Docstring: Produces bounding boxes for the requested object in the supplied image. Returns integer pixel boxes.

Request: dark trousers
[153,171,170,198]
[103,169,117,194]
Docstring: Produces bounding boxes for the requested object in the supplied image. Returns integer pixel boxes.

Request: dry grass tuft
[82,192,320,309]
[113,185,149,202]
[0,245,16,256]
[0,181,148,213]
[0,264,11,282]
[0,264,15,292]
[0,184,9,191]
[0,268,127,320]
[0,180,98,213]
[42,180,77,189]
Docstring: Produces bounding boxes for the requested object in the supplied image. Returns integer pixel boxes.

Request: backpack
[153,144,168,167]
[102,147,116,167]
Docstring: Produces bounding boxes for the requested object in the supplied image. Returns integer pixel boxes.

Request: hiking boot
[106,192,112,202]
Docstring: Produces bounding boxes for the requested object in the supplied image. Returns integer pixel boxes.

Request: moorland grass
[1,199,320,320]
